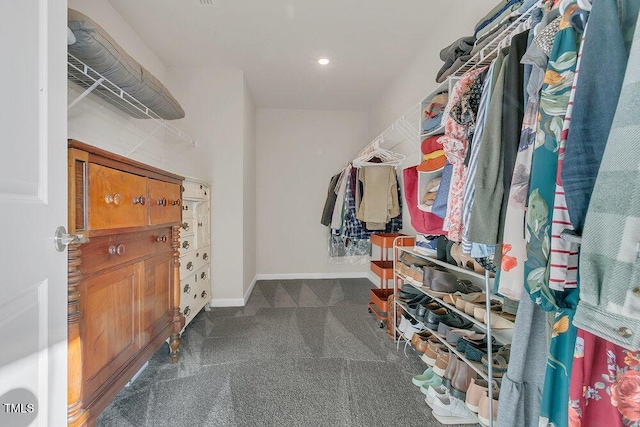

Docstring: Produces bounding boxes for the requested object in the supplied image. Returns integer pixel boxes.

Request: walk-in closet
[2,1,639,426]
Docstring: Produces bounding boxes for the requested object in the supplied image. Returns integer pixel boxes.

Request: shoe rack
[368,233,412,329]
[392,236,510,426]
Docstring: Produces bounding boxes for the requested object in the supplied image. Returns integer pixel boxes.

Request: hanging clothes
[439,66,488,242]
[569,329,640,426]
[561,0,640,235]
[320,173,341,227]
[574,4,640,351]
[521,5,583,427]
[498,12,559,300]
[356,165,400,230]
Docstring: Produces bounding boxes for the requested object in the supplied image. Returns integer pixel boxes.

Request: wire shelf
[67,53,196,147]
[453,0,542,77]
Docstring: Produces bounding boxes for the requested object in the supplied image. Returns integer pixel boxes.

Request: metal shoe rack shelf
[392,236,513,426]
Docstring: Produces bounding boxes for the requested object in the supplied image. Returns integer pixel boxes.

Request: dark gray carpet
[96,279,473,426]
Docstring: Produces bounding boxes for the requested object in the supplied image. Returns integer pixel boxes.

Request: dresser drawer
[81,228,173,274]
[182,181,208,200]
[87,164,148,230]
[179,216,195,237]
[149,179,181,225]
[179,234,195,254]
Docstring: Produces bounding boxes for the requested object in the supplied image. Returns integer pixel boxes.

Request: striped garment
[574,13,640,351]
[547,23,588,291]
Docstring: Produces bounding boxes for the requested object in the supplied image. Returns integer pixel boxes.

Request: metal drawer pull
[133,195,146,205]
[156,198,167,206]
[198,222,203,227]
[186,261,194,271]
[182,241,190,249]
[201,272,206,280]
[108,244,125,256]
[201,291,207,299]
[181,222,190,231]
[203,253,209,261]
[156,235,167,243]
[104,193,122,205]
[183,205,189,211]
[183,284,191,294]
[184,306,191,316]
[172,199,181,206]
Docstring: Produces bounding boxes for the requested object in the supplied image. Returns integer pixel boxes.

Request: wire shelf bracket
[67,52,197,152]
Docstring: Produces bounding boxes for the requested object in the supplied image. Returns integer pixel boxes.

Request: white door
[0,1,68,427]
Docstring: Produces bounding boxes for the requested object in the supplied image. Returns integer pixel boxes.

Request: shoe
[465,342,502,363]
[457,334,495,354]
[450,242,463,268]
[422,342,446,366]
[436,235,449,262]
[407,295,430,316]
[445,329,484,348]
[414,330,435,354]
[458,250,485,275]
[450,361,476,400]
[412,367,436,387]
[465,379,498,413]
[454,292,486,312]
[404,319,425,341]
[399,251,432,268]
[441,353,458,389]
[432,394,478,425]
[425,310,473,331]
[416,297,438,318]
[482,345,510,377]
[397,314,410,334]
[433,348,450,377]
[474,307,515,329]
[478,389,499,426]
[424,383,448,407]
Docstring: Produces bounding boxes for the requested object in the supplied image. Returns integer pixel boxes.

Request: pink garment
[439,68,486,242]
[402,166,444,235]
[569,329,640,427]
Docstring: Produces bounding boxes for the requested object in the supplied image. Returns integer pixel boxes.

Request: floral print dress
[569,329,640,427]
[521,5,583,427]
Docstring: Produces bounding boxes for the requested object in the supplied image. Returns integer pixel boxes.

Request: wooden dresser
[66,140,185,426]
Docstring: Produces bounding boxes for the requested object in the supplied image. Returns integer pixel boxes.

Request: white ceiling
[108,0,485,111]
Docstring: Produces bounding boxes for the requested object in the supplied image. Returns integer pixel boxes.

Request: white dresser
[179,177,212,329]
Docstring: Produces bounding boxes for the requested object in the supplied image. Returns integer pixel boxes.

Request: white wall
[367,0,498,139]
[243,77,257,296]
[256,109,370,277]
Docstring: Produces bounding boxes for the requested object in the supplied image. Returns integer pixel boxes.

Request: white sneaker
[424,384,448,408]
[398,315,409,334]
[432,394,478,425]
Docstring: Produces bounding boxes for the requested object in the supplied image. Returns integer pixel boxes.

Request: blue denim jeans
[562,0,640,234]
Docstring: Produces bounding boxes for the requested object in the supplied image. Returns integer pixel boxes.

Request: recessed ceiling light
[318,58,330,65]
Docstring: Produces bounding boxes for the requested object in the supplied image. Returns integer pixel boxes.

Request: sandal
[482,345,510,377]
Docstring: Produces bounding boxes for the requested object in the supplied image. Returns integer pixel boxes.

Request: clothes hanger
[353,138,406,168]
[577,0,592,11]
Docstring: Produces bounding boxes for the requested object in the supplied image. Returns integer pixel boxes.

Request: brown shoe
[421,341,446,366]
[432,348,450,377]
[441,353,458,390]
[450,361,477,400]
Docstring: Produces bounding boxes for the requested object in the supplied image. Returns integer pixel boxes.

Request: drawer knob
[181,185,185,193]
[172,199,181,206]
[182,241,190,249]
[181,222,190,231]
[108,244,125,256]
[133,195,146,205]
[201,291,207,299]
[156,235,167,243]
[203,253,209,261]
[201,272,206,280]
[186,261,194,271]
[183,205,189,211]
[198,222,203,227]
[104,193,122,205]
[183,284,191,294]
[184,306,191,316]
[156,198,167,206]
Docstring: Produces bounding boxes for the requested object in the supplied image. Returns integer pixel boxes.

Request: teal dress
[523,5,583,427]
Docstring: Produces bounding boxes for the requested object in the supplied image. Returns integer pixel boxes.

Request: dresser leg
[169,332,181,363]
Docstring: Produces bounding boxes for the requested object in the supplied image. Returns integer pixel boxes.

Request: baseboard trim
[209,298,245,307]
[255,272,369,281]
[243,275,258,304]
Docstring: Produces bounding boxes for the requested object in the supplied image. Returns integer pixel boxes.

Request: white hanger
[559,0,572,15]
[353,139,406,168]
[577,0,592,11]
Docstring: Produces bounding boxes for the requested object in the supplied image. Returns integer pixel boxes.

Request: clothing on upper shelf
[403,165,444,235]
[436,36,476,83]
[422,92,449,133]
